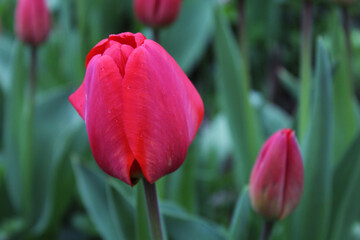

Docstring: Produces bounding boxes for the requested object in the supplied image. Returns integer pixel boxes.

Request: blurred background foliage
[0,0,360,239]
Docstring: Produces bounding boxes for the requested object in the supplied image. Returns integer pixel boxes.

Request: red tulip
[134,0,182,28]
[15,0,51,46]
[69,32,204,186]
[249,129,304,220]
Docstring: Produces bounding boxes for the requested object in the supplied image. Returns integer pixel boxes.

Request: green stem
[30,46,37,99]
[237,0,250,84]
[299,1,313,141]
[259,221,274,240]
[153,28,160,44]
[21,46,37,220]
[143,179,164,240]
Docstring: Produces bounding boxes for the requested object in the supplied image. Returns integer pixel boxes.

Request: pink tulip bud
[134,0,182,28]
[15,0,51,46]
[249,129,304,220]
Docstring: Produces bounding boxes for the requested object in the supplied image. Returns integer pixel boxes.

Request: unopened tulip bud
[134,0,182,28]
[249,129,304,220]
[15,0,51,46]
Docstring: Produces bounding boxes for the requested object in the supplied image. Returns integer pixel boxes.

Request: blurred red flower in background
[15,0,51,46]
[134,0,182,28]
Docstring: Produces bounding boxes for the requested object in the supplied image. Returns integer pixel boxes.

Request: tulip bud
[249,129,304,220]
[134,0,182,28]
[15,0,51,46]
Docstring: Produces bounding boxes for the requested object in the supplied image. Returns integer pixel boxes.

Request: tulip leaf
[106,180,135,240]
[277,67,299,99]
[161,0,216,73]
[32,89,87,235]
[250,91,293,136]
[0,156,13,222]
[72,159,128,240]
[330,11,360,165]
[330,132,360,240]
[3,41,27,212]
[165,147,197,213]
[214,6,263,187]
[0,36,12,92]
[292,38,334,240]
[161,202,227,240]
[228,186,251,240]
[198,113,233,170]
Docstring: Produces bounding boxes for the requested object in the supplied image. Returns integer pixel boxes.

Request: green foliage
[214,6,263,188]
[292,39,334,240]
[3,41,27,213]
[73,159,134,240]
[1,0,360,239]
[229,187,251,240]
[328,9,360,165]
[161,0,216,74]
[330,132,360,240]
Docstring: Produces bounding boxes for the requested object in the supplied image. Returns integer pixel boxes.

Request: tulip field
[1,0,360,239]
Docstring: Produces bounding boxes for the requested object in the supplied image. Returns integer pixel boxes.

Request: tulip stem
[21,45,37,220]
[259,221,274,240]
[30,46,38,98]
[237,0,250,83]
[153,28,160,43]
[143,178,164,240]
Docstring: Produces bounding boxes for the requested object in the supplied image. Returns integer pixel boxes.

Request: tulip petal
[85,39,109,67]
[69,82,86,119]
[250,131,287,219]
[134,0,157,25]
[280,132,304,219]
[103,42,134,77]
[15,0,51,45]
[156,0,181,26]
[84,54,135,185]
[122,39,204,183]
[109,32,145,48]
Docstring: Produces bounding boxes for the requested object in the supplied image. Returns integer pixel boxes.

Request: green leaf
[277,67,299,99]
[72,159,127,240]
[330,132,360,240]
[164,147,197,213]
[0,36,13,92]
[161,202,226,240]
[298,5,313,142]
[161,0,216,73]
[106,180,135,240]
[250,91,293,136]
[3,41,27,212]
[32,89,87,235]
[214,6,263,187]
[330,10,360,165]
[292,38,334,240]
[0,152,13,222]
[228,187,251,240]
